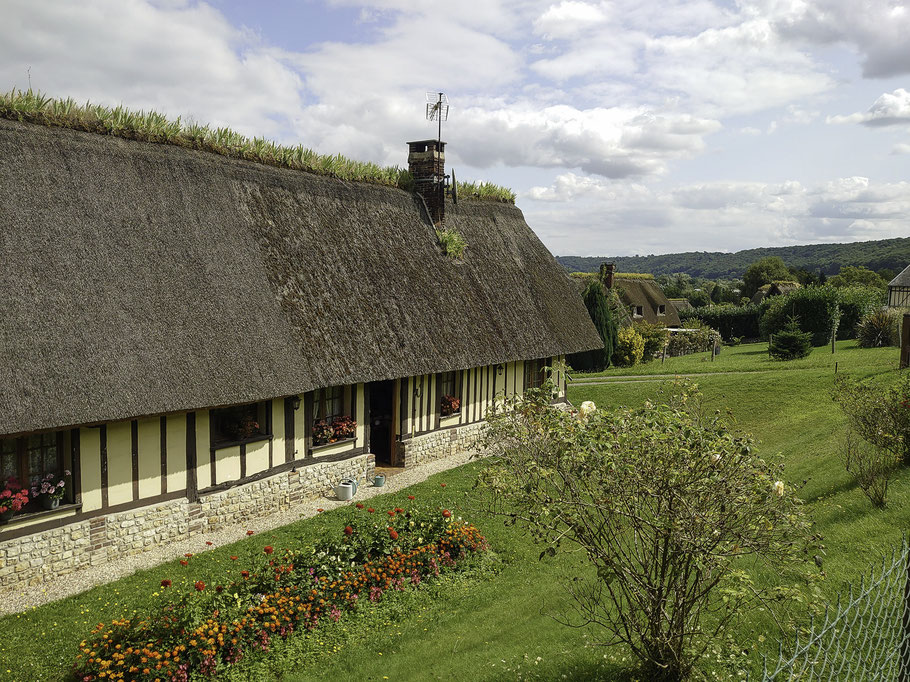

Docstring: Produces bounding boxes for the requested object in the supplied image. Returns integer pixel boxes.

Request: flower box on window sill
[441,410,462,419]
[311,436,357,452]
[211,433,273,450]
[0,502,82,529]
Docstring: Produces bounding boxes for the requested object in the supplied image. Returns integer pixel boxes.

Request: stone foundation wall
[400,421,486,468]
[0,453,374,589]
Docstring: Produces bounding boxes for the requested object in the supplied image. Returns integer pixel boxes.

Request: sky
[1,0,909,257]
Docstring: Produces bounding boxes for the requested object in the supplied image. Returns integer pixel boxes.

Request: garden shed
[0,116,601,589]
[888,264,910,308]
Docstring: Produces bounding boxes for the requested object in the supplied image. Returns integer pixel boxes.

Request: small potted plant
[441,394,461,417]
[0,477,29,523]
[31,470,71,510]
[312,419,333,447]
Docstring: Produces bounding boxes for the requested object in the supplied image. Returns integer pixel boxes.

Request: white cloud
[892,142,910,154]
[532,1,609,40]
[523,173,910,254]
[828,88,910,126]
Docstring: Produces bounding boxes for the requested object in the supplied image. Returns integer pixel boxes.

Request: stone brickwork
[400,421,486,468]
[0,453,375,590]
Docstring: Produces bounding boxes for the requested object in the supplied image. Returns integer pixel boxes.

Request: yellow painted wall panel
[270,398,285,468]
[355,384,365,444]
[293,395,305,461]
[214,445,241,484]
[106,422,133,506]
[195,412,211,490]
[246,441,270,477]
[166,414,187,493]
[312,439,356,459]
[79,427,102,512]
[137,417,161,499]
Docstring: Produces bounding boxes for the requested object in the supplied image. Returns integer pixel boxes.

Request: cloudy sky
[2,0,909,256]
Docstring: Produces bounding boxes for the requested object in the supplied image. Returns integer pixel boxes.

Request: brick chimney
[407,139,446,225]
[600,262,616,289]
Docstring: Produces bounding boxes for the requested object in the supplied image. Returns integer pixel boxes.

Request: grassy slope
[1,341,905,681]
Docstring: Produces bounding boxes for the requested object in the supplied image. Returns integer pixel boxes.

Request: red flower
[356,503,364,509]
[184,553,193,558]
[389,529,399,540]
[407,495,415,500]
[215,585,224,593]
[194,581,205,592]
[230,556,238,561]
[440,483,446,488]
[317,508,324,513]
[241,570,250,578]
[160,579,172,588]
[367,508,375,514]
[179,560,188,567]
[394,507,404,513]
[344,526,353,536]
[264,546,274,555]
[387,510,395,517]
[442,509,452,518]
[205,541,213,546]
[246,530,255,536]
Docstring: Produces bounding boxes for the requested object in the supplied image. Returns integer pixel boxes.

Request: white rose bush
[476,381,819,681]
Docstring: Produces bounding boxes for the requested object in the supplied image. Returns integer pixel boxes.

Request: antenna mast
[426,91,449,147]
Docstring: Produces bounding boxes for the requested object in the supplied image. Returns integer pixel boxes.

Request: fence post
[900,544,910,682]
[901,314,910,370]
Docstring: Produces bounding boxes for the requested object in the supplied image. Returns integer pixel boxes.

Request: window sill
[441,411,461,419]
[211,434,273,450]
[312,436,356,452]
[1,502,82,528]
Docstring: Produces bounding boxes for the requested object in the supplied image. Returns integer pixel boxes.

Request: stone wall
[400,421,486,468]
[0,453,374,589]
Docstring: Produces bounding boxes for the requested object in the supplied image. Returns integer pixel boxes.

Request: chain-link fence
[752,537,910,681]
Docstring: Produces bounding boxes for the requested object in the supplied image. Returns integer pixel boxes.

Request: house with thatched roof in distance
[570,264,681,327]
[668,298,693,315]
[888,265,910,308]
[0,115,600,589]
[750,280,801,305]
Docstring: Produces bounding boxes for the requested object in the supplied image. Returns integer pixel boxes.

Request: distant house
[750,281,801,305]
[668,298,693,314]
[888,265,910,308]
[600,264,681,327]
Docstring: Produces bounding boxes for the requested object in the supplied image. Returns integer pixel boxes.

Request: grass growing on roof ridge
[0,88,516,204]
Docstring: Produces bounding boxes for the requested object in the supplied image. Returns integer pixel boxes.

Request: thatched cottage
[599,264,681,327]
[888,265,910,308]
[750,280,800,305]
[0,118,600,588]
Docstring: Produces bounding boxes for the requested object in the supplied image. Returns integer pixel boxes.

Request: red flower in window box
[331,416,357,441]
[441,394,461,417]
[0,477,29,518]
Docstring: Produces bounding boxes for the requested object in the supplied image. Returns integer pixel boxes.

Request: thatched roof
[0,119,600,437]
[613,277,681,326]
[889,265,910,288]
[668,298,693,313]
[750,280,800,305]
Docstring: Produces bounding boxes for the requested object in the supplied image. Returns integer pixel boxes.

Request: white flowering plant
[477,379,820,681]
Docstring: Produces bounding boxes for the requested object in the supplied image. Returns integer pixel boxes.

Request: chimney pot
[600,262,616,289]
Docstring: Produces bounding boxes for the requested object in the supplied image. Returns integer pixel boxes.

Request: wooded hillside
[557,236,910,278]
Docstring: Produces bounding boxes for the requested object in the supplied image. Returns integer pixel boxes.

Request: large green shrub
[743,256,791,298]
[568,281,618,371]
[478,382,816,681]
[666,320,721,357]
[760,285,883,344]
[614,326,645,366]
[760,286,840,345]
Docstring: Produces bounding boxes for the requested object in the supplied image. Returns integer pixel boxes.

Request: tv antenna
[426,91,449,145]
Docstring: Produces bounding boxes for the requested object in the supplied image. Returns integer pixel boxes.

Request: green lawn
[1,341,906,681]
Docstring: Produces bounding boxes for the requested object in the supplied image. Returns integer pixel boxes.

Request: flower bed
[72,503,488,681]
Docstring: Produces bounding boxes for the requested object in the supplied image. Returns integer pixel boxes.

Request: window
[631,305,644,318]
[211,402,271,446]
[657,304,666,316]
[314,386,344,421]
[524,358,548,390]
[439,371,462,416]
[0,431,72,509]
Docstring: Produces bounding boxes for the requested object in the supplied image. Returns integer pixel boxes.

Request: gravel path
[1,450,484,616]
